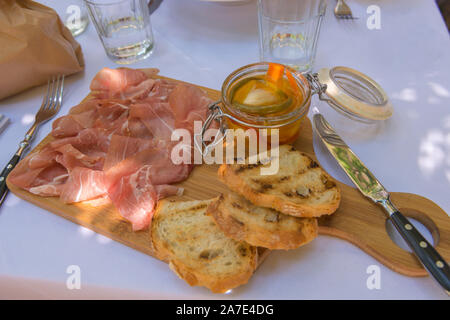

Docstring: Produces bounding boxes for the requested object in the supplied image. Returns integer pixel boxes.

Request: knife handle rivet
[405,224,413,230]
[419,241,428,248]
[0,177,4,182]
[436,261,444,268]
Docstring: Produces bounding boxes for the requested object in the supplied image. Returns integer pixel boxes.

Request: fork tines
[35,75,64,123]
[337,14,354,20]
[334,0,356,20]
[46,75,64,111]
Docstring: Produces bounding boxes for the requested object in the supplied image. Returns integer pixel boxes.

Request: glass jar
[198,62,393,155]
[220,62,310,144]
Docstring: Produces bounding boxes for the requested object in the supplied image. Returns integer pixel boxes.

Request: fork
[334,0,354,19]
[0,114,9,135]
[0,75,64,206]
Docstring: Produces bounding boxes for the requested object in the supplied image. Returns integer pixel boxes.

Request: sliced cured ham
[51,100,104,138]
[52,115,88,138]
[90,68,159,100]
[51,99,131,138]
[9,67,211,231]
[145,79,177,102]
[118,79,156,100]
[60,168,107,203]
[8,146,58,189]
[103,135,161,171]
[108,165,157,231]
[104,143,192,230]
[124,118,153,139]
[29,164,69,197]
[155,184,184,200]
[169,84,211,134]
[55,144,104,171]
[90,68,148,94]
[49,128,110,158]
[105,145,192,188]
[129,102,175,141]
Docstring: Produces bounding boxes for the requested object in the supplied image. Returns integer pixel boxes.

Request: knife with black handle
[313,111,450,293]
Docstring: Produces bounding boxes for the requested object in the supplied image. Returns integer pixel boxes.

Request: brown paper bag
[0,0,85,100]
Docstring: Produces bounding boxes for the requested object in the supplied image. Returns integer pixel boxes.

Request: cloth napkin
[0,0,85,100]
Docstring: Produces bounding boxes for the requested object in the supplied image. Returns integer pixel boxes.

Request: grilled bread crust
[151,198,258,293]
[207,192,318,250]
[218,144,341,218]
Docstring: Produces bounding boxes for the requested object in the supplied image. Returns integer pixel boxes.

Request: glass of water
[85,0,154,64]
[257,0,327,73]
[65,0,90,36]
[39,0,89,36]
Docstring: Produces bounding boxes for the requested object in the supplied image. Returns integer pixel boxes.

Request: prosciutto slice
[129,102,175,141]
[108,165,157,231]
[8,146,59,190]
[9,67,211,231]
[49,128,110,158]
[103,135,161,171]
[90,68,159,100]
[155,184,184,201]
[91,68,148,93]
[52,114,90,138]
[28,165,68,197]
[168,84,211,134]
[60,168,107,203]
[107,163,186,231]
[55,144,104,171]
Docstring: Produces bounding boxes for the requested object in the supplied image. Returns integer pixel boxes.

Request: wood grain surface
[7,74,450,277]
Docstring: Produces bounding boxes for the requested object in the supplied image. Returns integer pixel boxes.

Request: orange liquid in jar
[228,65,307,145]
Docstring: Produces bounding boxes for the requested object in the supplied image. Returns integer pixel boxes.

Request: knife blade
[313,111,450,293]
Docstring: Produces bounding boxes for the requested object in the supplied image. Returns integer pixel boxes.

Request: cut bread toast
[207,192,318,250]
[218,144,341,218]
[151,198,258,293]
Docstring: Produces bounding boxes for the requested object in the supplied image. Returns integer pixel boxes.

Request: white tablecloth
[0,0,449,299]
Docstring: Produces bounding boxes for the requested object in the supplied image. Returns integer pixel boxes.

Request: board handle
[390,211,450,292]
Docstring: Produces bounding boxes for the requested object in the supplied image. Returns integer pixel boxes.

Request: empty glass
[257,0,327,73]
[85,0,154,64]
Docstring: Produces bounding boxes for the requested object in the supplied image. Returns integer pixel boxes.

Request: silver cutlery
[0,114,9,136]
[313,111,450,293]
[0,75,64,206]
[148,0,163,15]
[334,0,354,20]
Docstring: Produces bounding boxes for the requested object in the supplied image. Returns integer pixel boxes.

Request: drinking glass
[39,0,89,36]
[65,0,90,36]
[257,0,327,73]
[85,0,154,64]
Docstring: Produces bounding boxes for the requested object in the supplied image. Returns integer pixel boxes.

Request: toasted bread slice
[151,198,258,293]
[208,192,318,250]
[218,144,341,218]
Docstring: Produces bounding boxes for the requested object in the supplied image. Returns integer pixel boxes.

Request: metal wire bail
[194,101,225,157]
[305,72,327,97]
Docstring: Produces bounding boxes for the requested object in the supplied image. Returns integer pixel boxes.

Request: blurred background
[437,0,450,29]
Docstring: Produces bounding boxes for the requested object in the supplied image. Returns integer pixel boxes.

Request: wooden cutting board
[7,75,450,277]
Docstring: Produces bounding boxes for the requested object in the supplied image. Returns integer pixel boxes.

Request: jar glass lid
[314,66,393,122]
